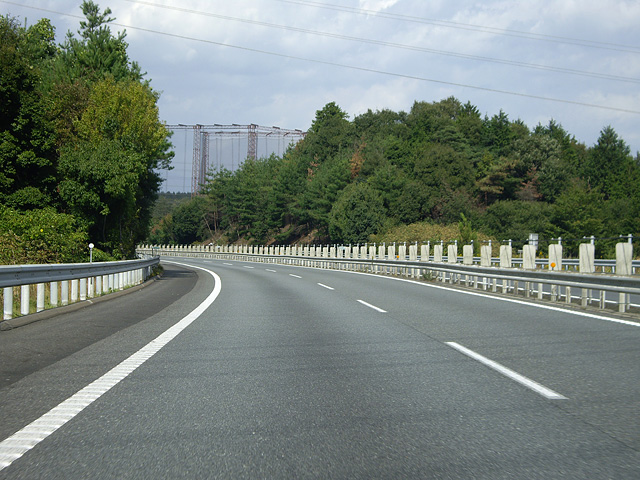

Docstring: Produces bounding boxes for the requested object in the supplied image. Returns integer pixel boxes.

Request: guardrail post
[409,243,417,278]
[420,243,430,281]
[500,244,512,293]
[389,244,397,275]
[549,243,564,302]
[80,278,87,301]
[480,244,491,291]
[50,281,58,307]
[21,285,30,315]
[616,241,633,312]
[522,244,536,298]
[61,280,69,306]
[37,283,45,312]
[579,242,595,307]
[71,279,79,303]
[4,287,13,320]
[447,244,457,284]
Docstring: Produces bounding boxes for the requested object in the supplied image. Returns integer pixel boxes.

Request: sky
[2,0,640,192]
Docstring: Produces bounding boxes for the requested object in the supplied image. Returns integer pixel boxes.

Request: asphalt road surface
[1,258,639,478]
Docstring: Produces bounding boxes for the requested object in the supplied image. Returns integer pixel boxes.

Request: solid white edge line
[357,300,387,313]
[317,283,334,290]
[446,342,567,400]
[0,261,222,472]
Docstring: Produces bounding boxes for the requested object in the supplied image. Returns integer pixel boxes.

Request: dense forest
[149,100,639,258]
[0,2,172,263]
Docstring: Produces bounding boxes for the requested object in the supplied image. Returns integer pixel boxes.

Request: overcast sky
[3,0,640,192]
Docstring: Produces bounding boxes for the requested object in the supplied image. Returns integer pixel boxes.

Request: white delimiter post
[499,244,512,293]
[447,244,457,284]
[480,244,491,291]
[409,244,417,278]
[549,243,563,302]
[433,244,443,262]
[579,242,595,307]
[616,242,633,312]
[3,287,12,320]
[21,285,29,315]
[522,244,536,298]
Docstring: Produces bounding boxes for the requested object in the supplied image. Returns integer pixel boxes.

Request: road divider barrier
[0,257,160,324]
[137,242,639,315]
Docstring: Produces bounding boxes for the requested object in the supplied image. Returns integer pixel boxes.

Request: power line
[2,0,639,115]
[123,0,640,85]
[272,0,640,54]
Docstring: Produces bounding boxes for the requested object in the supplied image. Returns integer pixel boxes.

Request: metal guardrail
[1,257,160,322]
[139,246,639,315]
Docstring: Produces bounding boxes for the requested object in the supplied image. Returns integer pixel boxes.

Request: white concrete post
[388,245,396,275]
[447,244,457,263]
[548,243,563,302]
[37,283,45,312]
[480,245,491,267]
[421,244,430,262]
[409,244,417,278]
[579,243,595,307]
[21,285,30,315]
[50,281,58,307]
[500,245,512,293]
[61,281,69,305]
[447,244,457,284]
[462,245,473,265]
[523,245,536,269]
[433,244,443,263]
[4,287,13,320]
[71,279,79,303]
[616,242,633,312]
[80,278,87,301]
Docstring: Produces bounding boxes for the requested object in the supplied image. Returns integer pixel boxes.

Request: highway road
[1,258,639,478]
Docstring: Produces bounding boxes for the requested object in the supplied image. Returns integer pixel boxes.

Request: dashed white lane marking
[0,262,222,472]
[223,263,233,266]
[289,274,302,278]
[265,269,277,273]
[243,266,255,269]
[357,300,387,313]
[446,342,567,400]
[317,283,334,290]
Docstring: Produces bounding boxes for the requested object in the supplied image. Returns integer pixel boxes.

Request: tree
[0,16,58,209]
[302,102,353,164]
[57,139,145,256]
[52,1,143,84]
[584,126,633,200]
[61,76,173,255]
[329,182,387,244]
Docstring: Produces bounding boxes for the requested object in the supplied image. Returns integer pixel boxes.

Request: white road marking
[243,266,255,269]
[357,300,387,313]
[317,283,334,290]
[0,262,222,472]
[446,342,567,400]
[223,263,233,266]
[266,269,277,272]
[289,274,302,278]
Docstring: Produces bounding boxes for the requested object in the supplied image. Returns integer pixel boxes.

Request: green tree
[329,182,387,244]
[51,1,143,84]
[584,126,633,200]
[0,16,58,209]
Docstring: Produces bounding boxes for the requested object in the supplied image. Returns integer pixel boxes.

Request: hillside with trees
[149,99,639,258]
[0,2,172,263]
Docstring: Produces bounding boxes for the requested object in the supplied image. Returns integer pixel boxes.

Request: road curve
[1,257,639,478]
